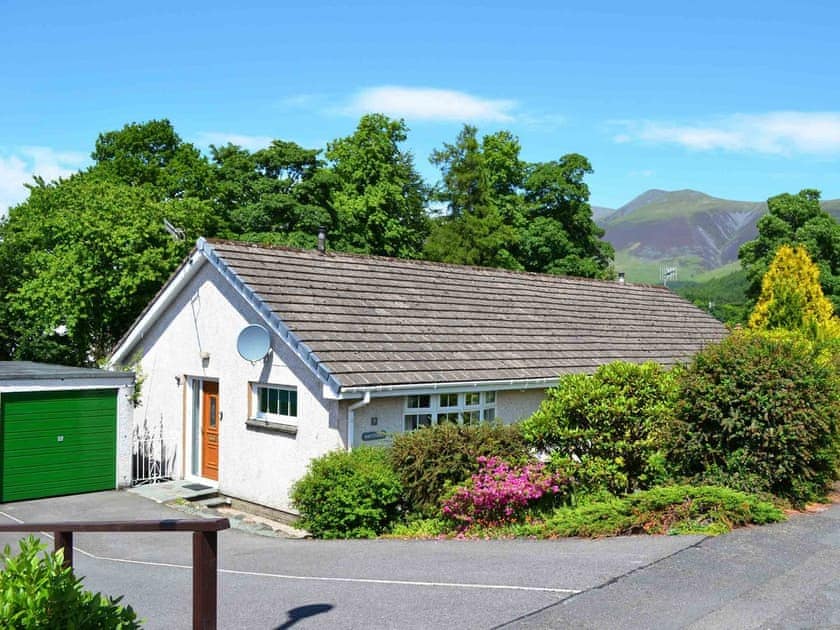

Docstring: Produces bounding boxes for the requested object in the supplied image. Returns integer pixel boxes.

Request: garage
[0,362,134,502]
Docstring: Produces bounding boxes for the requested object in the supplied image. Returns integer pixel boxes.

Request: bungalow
[109,238,726,513]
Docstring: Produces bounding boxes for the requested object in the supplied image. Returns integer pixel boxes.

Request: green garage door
[0,389,117,502]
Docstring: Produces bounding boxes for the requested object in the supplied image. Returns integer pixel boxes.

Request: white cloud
[346,86,517,122]
[194,132,273,152]
[0,147,88,216]
[615,112,840,155]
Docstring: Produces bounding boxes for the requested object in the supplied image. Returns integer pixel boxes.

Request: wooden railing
[0,518,230,630]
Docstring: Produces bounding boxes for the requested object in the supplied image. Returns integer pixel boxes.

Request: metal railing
[0,518,230,630]
[132,433,178,485]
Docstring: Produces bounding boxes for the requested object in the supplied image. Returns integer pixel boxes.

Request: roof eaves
[198,239,344,396]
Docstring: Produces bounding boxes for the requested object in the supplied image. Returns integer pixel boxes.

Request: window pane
[407,394,431,409]
[279,389,289,416]
[404,414,432,431]
[259,387,268,414]
[439,393,458,408]
[437,412,459,425]
[464,392,480,406]
[484,391,496,404]
[289,391,298,417]
[483,408,495,422]
[269,388,279,414]
[463,410,480,425]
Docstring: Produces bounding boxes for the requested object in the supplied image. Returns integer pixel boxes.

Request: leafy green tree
[427,125,611,277]
[0,171,218,364]
[520,155,614,278]
[326,114,429,257]
[426,125,521,269]
[739,189,840,311]
[92,119,215,201]
[211,140,336,245]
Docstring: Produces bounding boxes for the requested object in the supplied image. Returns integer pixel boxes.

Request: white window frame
[252,383,299,426]
[403,391,496,431]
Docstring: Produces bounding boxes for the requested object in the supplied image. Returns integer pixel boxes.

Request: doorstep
[127,479,218,503]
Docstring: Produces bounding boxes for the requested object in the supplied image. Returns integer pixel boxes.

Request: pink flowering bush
[441,456,567,530]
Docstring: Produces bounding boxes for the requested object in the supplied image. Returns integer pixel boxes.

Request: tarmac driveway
[0,490,837,629]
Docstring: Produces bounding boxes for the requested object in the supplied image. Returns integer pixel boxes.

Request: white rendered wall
[123,263,344,511]
[496,388,548,423]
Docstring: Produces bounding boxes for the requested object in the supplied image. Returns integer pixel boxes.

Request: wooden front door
[201,381,219,480]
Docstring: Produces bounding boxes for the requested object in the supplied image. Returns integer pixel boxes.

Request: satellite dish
[237,324,271,362]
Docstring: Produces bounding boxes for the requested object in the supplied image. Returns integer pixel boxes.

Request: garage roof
[0,361,134,382]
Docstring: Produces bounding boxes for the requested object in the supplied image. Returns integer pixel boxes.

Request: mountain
[597,189,840,284]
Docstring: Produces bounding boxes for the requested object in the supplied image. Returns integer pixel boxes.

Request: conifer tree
[749,245,840,339]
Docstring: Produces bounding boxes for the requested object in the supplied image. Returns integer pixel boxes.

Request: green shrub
[291,447,403,538]
[525,485,784,538]
[390,422,530,516]
[0,536,140,628]
[520,361,678,495]
[668,330,840,504]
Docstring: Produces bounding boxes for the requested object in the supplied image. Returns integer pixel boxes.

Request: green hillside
[602,189,840,285]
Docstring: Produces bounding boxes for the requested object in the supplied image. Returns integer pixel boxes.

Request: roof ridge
[204,238,669,291]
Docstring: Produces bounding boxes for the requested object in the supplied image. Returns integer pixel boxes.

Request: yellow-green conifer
[749,245,840,340]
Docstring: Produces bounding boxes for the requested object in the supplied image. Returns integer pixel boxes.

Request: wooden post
[192,530,218,630]
[54,530,73,568]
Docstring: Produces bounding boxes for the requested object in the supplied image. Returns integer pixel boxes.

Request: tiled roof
[207,240,727,389]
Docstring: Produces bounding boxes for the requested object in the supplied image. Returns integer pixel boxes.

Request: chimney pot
[317,227,327,253]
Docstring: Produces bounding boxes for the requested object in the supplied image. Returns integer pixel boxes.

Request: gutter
[340,376,559,398]
[346,391,371,452]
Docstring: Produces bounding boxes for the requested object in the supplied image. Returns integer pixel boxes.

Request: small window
[404,414,433,431]
[464,392,480,406]
[437,412,460,424]
[407,394,431,409]
[463,410,480,425]
[484,391,495,404]
[439,393,459,408]
[483,408,495,422]
[255,385,298,420]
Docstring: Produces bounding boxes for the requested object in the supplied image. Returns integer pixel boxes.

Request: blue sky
[2,0,840,214]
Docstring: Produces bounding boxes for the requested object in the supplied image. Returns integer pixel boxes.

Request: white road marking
[0,511,580,595]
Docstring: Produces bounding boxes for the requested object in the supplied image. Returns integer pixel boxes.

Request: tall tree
[211,140,336,245]
[425,125,521,269]
[426,125,611,277]
[520,154,614,278]
[739,189,840,311]
[92,119,215,201]
[0,171,218,364]
[326,114,429,257]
